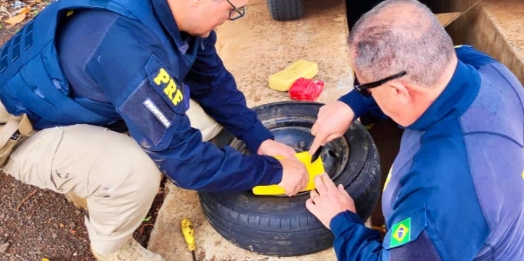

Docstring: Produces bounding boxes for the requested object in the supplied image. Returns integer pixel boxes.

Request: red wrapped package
[288,77,324,101]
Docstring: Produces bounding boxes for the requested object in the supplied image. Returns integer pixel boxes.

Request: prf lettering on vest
[153,68,183,106]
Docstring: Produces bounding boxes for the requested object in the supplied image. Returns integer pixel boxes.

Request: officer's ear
[388,80,411,105]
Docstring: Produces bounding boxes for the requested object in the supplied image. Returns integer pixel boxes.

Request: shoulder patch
[145,54,189,114]
[390,217,411,248]
[117,53,191,149]
[383,205,428,250]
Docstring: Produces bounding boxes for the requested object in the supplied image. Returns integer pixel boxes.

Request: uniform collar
[152,0,190,54]
[407,60,481,131]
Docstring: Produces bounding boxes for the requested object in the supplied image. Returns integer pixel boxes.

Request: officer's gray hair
[349,0,455,88]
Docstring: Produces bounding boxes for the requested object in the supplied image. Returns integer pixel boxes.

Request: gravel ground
[0,172,92,261]
[0,3,165,260]
[0,171,166,261]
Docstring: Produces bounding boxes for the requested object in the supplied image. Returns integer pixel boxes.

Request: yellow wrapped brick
[252,151,325,196]
[268,60,319,92]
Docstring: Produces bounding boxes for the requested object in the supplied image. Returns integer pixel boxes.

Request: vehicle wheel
[199,101,381,257]
[267,0,303,21]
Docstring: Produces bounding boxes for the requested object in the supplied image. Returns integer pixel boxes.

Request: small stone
[51,233,57,239]
[68,222,76,229]
[12,1,25,9]
[0,242,9,253]
[73,252,78,256]
[37,236,42,241]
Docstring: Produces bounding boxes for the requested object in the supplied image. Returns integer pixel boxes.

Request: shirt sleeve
[329,211,384,261]
[184,31,273,153]
[330,207,443,261]
[84,15,283,192]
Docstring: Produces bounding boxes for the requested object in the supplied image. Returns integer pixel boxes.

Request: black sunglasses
[354,71,407,97]
[225,0,246,21]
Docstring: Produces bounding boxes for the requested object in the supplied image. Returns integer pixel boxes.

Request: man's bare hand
[278,158,309,196]
[258,139,296,158]
[309,101,355,155]
[305,173,356,229]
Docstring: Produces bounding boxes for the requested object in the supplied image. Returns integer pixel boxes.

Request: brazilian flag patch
[389,217,411,248]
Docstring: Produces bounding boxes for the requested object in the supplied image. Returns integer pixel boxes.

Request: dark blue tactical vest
[0,0,190,129]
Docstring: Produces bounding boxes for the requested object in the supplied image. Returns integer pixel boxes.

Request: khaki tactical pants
[2,99,222,255]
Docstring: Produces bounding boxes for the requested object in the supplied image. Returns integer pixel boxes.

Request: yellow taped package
[268,60,319,92]
[252,151,325,196]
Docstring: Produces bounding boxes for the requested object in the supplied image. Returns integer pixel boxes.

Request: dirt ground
[0,171,166,261]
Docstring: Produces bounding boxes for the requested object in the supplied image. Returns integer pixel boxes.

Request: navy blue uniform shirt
[56,2,283,192]
[334,46,524,260]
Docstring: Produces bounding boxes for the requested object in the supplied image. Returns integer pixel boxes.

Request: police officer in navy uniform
[308,0,524,260]
[0,0,309,259]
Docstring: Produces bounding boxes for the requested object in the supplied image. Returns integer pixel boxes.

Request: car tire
[199,101,381,257]
[267,0,303,21]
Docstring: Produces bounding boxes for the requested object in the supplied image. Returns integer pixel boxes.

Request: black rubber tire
[267,0,303,21]
[199,102,381,257]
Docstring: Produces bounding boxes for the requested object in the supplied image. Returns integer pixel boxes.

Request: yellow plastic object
[268,60,319,92]
[181,218,196,251]
[253,151,325,196]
